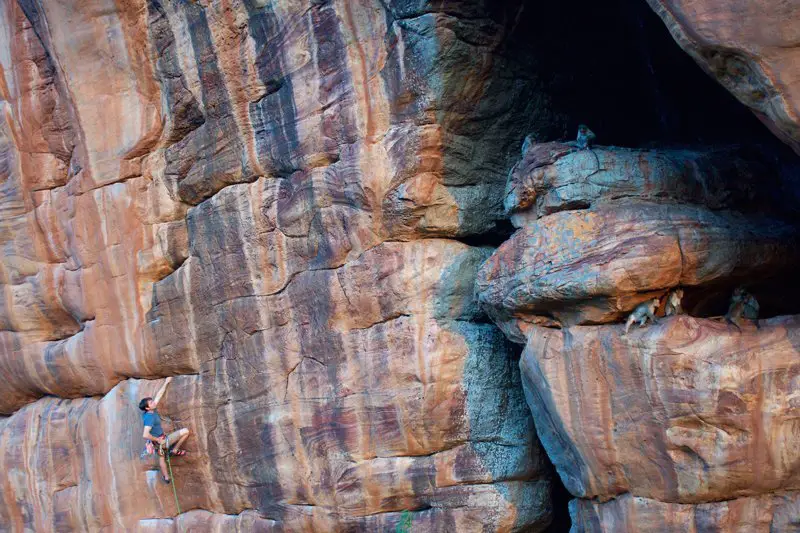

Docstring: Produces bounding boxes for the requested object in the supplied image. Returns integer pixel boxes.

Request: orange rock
[477,202,799,328]
[520,315,800,503]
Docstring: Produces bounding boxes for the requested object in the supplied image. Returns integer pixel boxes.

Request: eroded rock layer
[477,200,799,328]
[504,142,784,222]
[0,0,554,531]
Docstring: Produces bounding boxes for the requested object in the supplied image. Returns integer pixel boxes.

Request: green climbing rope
[164,436,182,516]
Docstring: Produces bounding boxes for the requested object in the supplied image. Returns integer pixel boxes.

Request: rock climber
[139,377,191,484]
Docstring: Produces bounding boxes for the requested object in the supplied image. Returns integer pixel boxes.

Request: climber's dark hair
[139,397,152,411]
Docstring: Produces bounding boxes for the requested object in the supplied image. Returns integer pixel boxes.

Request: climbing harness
[164,436,182,515]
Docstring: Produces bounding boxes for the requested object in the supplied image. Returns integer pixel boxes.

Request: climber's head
[139,397,154,411]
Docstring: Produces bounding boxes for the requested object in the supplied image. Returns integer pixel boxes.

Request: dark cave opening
[684,276,800,321]
[496,0,787,148]
[456,218,516,248]
[464,0,800,249]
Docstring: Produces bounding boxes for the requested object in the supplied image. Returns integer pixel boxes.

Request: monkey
[664,288,684,317]
[741,291,760,323]
[521,134,536,156]
[725,287,760,330]
[575,124,602,178]
[624,298,660,335]
[725,300,745,331]
[576,124,596,150]
[729,287,758,318]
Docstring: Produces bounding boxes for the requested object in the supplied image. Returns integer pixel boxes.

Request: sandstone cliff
[2,0,800,532]
[0,0,554,530]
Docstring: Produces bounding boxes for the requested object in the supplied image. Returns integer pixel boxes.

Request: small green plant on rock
[396,510,413,533]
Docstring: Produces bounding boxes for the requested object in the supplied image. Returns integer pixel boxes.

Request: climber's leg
[165,428,190,454]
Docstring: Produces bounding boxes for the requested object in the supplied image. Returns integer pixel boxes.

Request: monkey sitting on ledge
[575,124,596,149]
[574,124,602,178]
[725,286,760,330]
[664,288,684,317]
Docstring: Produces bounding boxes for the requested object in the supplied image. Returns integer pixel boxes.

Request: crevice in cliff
[452,218,516,248]
[672,272,800,321]
[342,313,413,332]
[544,462,573,533]
[283,355,326,402]
[360,503,434,518]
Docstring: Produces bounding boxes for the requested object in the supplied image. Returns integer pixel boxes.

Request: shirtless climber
[139,377,191,484]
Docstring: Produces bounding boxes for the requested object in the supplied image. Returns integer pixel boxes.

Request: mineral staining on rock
[477,200,799,328]
[521,316,800,503]
[4,0,800,530]
[477,136,800,531]
[0,0,554,531]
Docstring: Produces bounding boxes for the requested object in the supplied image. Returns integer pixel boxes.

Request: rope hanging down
[164,435,182,516]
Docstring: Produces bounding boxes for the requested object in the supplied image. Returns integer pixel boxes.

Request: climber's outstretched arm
[152,377,173,408]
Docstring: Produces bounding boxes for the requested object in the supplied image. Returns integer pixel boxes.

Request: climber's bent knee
[165,428,189,443]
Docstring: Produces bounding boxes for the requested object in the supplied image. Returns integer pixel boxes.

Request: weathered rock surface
[1,359,548,531]
[0,0,555,531]
[646,0,800,155]
[477,200,799,330]
[4,0,800,529]
[521,315,800,503]
[505,142,782,223]
[571,492,800,532]
[0,0,186,414]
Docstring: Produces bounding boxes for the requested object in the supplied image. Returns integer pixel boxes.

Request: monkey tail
[588,148,602,176]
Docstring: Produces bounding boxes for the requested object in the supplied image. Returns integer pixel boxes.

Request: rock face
[478,200,798,328]
[522,316,800,503]
[571,492,800,533]
[504,142,784,222]
[478,142,800,336]
[477,139,800,530]
[646,0,800,155]
[0,0,554,531]
[3,0,800,530]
